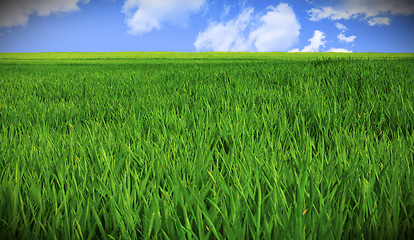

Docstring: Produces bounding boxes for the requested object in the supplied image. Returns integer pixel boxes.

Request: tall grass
[0,53,413,239]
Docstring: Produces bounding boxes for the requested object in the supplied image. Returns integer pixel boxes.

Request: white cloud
[335,22,347,31]
[249,4,301,52]
[327,47,352,52]
[122,0,206,35]
[368,17,390,26]
[301,30,326,52]
[0,0,90,28]
[194,7,253,52]
[288,48,300,52]
[308,0,414,25]
[337,33,356,43]
[289,30,327,52]
[334,22,356,43]
[222,4,231,18]
[308,6,357,21]
[194,3,300,52]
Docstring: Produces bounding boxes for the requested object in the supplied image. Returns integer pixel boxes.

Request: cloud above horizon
[0,0,412,53]
[308,0,414,26]
[122,0,206,35]
[302,30,326,52]
[327,47,352,52]
[289,30,352,52]
[0,0,90,28]
[194,7,254,51]
[194,3,300,52]
[289,30,325,52]
[334,22,356,44]
[338,33,356,43]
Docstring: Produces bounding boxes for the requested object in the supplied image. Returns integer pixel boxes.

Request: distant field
[1,51,413,61]
[0,52,413,239]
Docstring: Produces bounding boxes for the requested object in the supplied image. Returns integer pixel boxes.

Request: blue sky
[0,0,413,52]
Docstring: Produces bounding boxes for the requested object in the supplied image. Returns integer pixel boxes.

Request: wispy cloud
[0,0,90,28]
[308,0,414,26]
[221,4,231,18]
[194,7,254,51]
[368,17,390,26]
[194,3,300,52]
[122,0,206,35]
[335,22,347,31]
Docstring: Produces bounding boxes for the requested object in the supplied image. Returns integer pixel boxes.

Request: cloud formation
[194,7,253,51]
[335,22,347,31]
[288,30,326,52]
[334,22,356,43]
[308,0,414,25]
[194,3,300,52]
[249,4,301,52]
[122,0,205,35]
[327,47,352,52]
[337,33,356,43]
[0,0,90,28]
[301,30,326,52]
[368,17,390,26]
[289,30,351,52]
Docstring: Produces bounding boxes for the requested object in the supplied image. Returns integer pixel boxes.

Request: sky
[0,0,413,53]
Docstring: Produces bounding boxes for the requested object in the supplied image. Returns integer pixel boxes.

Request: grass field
[0,52,413,239]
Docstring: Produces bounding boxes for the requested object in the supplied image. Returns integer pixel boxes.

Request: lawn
[0,52,413,239]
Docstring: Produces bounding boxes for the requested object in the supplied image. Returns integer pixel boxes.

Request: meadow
[0,52,413,239]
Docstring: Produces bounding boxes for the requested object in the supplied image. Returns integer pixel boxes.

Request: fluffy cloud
[301,30,326,52]
[308,0,414,25]
[335,22,347,31]
[122,0,205,35]
[194,3,300,52]
[289,30,326,52]
[334,22,356,43]
[327,47,352,52]
[0,0,90,28]
[337,33,356,43]
[249,4,301,52]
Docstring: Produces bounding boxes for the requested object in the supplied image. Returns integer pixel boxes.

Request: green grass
[0,52,413,239]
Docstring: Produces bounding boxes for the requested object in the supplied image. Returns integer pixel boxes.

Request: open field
[0,52,413,239]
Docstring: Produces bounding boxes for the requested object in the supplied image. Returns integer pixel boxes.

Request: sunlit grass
[0,52,413,239]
